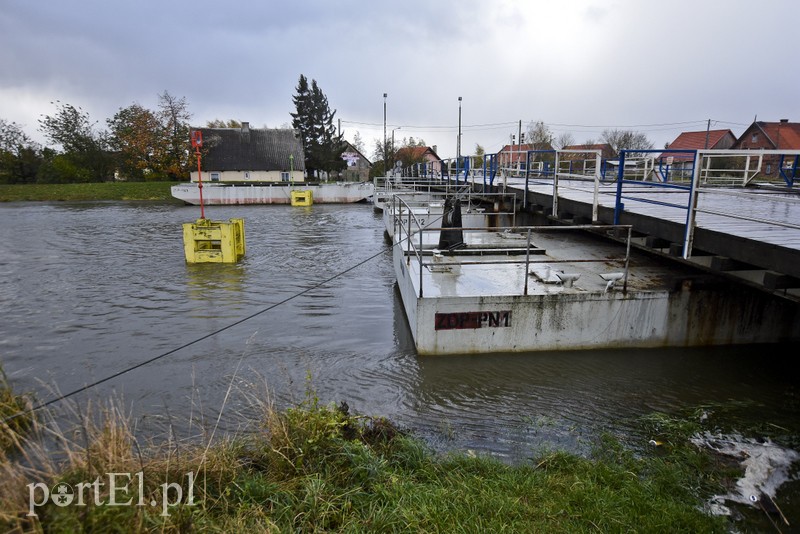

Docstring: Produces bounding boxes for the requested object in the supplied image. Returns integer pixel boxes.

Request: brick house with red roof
[660,129,737,177]
[497,142,554,173]
[394,145,443,173]
[664,129,736,159]
[732,120,800,177]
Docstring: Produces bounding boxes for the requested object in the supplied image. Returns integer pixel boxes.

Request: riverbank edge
[0,182,182,202]
[0,377,741,533]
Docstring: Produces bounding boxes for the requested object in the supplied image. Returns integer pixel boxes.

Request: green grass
[0,386,734,533]
[0,181,181,202]
[0,365,34,453]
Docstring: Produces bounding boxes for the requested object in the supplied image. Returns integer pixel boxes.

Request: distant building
[733,121,800,150]
[189,123,305,183]
[661,129,737,176]
[394,146,443,174]
[562,143,616,160]
[497,142,554,173]
[731,120,800,177]
[339,141,372,182]
[664,129,736,156]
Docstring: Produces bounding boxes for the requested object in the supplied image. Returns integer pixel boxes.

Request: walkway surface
[488,176,800,298]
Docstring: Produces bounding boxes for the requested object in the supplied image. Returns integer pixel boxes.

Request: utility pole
[704,118,711,149]
[518,120,523,173]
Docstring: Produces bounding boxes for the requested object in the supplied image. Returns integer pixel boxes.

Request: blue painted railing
[779,154,798,187]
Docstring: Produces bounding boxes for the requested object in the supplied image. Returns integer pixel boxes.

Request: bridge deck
[494,177,800,297]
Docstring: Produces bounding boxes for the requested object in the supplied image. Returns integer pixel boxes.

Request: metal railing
[386,147,800,267]
[606,149,800,259]
[683,149,800,258]
[391,195,632,298]
[387,190,519,239]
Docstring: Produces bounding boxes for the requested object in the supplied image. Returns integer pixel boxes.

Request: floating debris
[690,432,799,519]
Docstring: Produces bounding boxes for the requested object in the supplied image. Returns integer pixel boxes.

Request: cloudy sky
[1,0,797,159]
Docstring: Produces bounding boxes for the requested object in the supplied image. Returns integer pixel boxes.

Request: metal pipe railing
[389,206,633,298]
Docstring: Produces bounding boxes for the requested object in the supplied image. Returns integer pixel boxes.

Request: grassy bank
[0,382,740,534]
[0,366,34,453]
[0,182,181,202]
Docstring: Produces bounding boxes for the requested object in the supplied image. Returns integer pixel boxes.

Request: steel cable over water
[1,240,397,425]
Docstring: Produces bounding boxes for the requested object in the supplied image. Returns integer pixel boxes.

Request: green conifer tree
[291,75,347,180]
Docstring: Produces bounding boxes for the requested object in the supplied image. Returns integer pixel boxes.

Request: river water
[1,201,798,465]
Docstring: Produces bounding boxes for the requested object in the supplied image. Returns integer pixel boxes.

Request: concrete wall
[394,247,800,355]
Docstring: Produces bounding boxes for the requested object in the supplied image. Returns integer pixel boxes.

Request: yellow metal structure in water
[182,218,245,263]
[290,190,313,206]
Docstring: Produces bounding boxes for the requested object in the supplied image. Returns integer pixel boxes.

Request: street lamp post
[457,96,462,161]
[383,93,387,175]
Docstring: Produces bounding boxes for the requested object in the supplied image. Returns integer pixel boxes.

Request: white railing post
[523,229,532,296]
[419,226,424,298]
[593,151,601,223]
[683,150,702,259]
[552,152,560,218]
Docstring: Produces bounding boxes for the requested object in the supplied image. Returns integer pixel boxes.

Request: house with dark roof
[731,120,800,177]
[190,123,305,183]
[340,141,372,182]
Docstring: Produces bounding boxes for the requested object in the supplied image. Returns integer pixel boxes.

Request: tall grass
[0,378,733,533]
[0,365,34,454]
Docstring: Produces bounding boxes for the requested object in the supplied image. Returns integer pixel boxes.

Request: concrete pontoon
[386,194,800,355]
[172,181,374,205]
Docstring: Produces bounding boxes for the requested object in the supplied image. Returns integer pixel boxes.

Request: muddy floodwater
[1,202,798,474]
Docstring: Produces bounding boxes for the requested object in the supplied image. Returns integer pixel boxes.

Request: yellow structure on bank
[290,190,313,206]
[182,218,245,263]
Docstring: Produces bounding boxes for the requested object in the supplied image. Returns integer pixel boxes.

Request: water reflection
[185,263,246,306]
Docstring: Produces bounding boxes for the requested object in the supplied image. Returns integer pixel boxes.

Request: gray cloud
[1,0,797,156]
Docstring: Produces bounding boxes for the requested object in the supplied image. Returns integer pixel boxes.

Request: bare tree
[352,131,365,153]
[553,132,575,149]
[157,90,192,179]
[525,120,551,148]
[601,129,653,155]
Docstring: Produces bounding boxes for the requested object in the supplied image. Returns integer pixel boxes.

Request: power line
[341,119,518,132]
[545,120,709,129]
[343,118,749,133]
